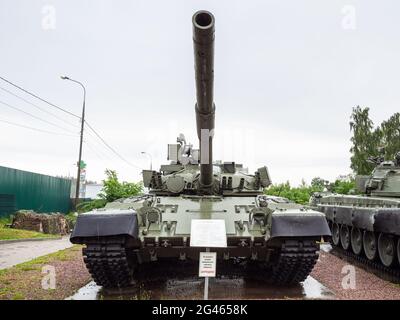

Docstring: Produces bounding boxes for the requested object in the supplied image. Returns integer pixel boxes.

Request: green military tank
[314,152,400,270]
[70,10,330,288]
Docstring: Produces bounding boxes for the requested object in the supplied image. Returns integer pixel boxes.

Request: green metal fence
[0,166,71,216]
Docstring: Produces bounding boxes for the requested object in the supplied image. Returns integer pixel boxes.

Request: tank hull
[71,195,330,288]
[316,194,400,270]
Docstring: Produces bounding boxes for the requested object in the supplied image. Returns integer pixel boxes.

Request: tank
[70,10,331,288]
[313,151,400,269]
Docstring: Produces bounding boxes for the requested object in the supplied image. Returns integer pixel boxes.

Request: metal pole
[204,247,210,300]
[75,90,85,208]
[61,76,86,209]
[204,276,209,300]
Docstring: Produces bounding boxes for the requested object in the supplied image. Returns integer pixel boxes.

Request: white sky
[0,0,399,186]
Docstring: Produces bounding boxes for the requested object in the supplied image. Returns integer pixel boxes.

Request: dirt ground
[0,245,90,300]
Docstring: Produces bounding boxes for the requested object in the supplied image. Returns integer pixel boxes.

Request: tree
[311,177,328,190]
[349,107,400,174]
[99,169,143,202]
[349,106,381,175]
[380,112,400,161]
[330,175,355,194]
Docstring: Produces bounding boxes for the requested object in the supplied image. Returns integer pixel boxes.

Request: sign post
[190,219,227,300]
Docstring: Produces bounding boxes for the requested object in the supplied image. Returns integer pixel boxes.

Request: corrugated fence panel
[0,194,16,215]
[0,166,71,216]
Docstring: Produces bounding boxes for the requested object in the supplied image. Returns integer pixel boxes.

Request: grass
[0,228,58,241]
[0,216,12,227]
[0,245,90,300]
[0,216,58,241]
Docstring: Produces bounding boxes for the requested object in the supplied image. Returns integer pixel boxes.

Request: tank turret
[361,152,400,197]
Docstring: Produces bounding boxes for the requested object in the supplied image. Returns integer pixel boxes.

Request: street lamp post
[141,151,152,170]
[61,76,86,209]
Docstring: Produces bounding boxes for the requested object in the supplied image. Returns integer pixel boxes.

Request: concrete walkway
[0,236,73,270]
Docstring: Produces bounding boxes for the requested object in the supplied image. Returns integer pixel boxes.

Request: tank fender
[374,208,400,235]
[270,213,331,238]
[70,210,139,244]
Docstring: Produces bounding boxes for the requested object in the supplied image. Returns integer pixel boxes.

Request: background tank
[70,10,330,288]
[314,151,400,270]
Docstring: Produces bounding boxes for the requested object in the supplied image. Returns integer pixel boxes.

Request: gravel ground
[311,249,400,299]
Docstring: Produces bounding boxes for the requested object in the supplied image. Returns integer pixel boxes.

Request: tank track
[246,240,319,285]
[81,238,319,287]
[269,240,319,285]
[82,238,135,289]
[329,244,400,284]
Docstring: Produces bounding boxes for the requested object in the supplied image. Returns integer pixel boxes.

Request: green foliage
[311,177,328,189]
[350,107,400,175]
[265,181,320,205]
[350,106,381,175]
[64,212,78,230]
[0,216,12,228]
[380,112,400,160]
[265,176,356,205]
[98,169,143,202]
[76,199,107,213]
[331,178,355,194]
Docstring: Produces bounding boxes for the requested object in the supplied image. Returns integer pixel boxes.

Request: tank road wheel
[331,223,340,246]
[378,233,396,267]
[363,231,378,261]
[350,227,363,255]
[340,225,350,250]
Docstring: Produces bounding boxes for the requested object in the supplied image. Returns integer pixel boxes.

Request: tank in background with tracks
[70,10,331,289]
[314,152,400,271]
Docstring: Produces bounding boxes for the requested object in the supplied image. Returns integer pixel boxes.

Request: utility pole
[61,76,86,209]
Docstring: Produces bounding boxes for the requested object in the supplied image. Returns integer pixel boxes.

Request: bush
[76,199,107,213]
[265,181,320,205]
[264,176,356,205]
[64,212,78,230]
[98,169,143,202]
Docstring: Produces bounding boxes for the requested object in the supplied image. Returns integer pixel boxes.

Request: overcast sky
[0,0,399,186]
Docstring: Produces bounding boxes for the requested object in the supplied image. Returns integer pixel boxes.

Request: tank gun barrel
[192,10,215,191]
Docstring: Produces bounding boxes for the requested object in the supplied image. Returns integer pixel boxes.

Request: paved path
[0,236,73,270]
